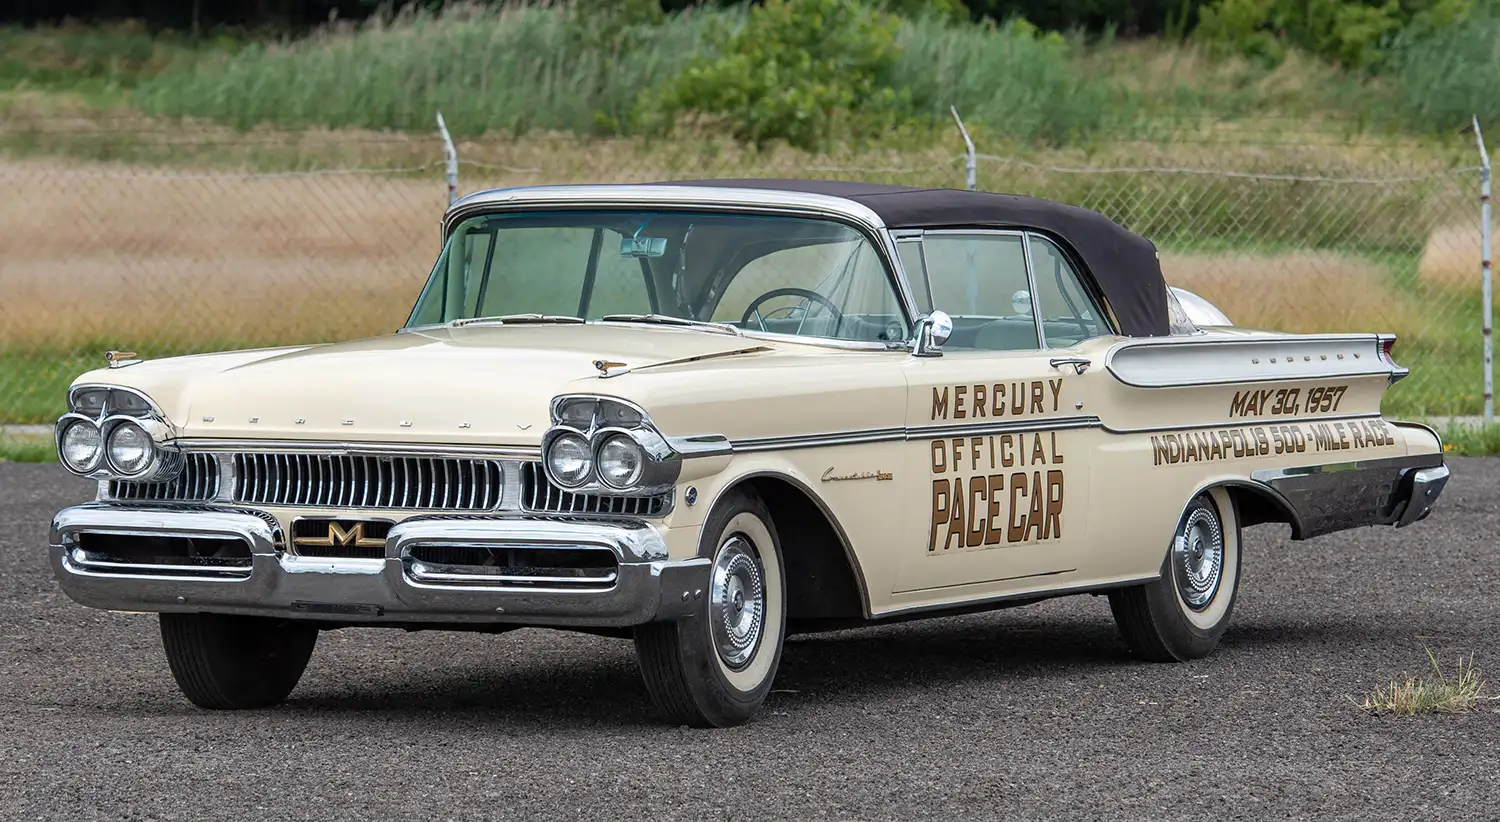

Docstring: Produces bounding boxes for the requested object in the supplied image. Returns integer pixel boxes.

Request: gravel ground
[2,460,1497,821]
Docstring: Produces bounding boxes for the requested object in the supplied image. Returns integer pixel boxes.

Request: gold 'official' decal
[928,432,1066,554]
[294,521,385,550]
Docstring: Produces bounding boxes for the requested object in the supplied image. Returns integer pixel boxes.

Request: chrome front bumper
[48,505,709,628]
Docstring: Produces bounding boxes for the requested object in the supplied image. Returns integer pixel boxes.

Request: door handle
[1049,357,1091,375]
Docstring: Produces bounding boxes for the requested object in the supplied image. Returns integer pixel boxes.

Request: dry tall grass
[1,158,441,348]
[1419,219,1488,292]
[0,150,1461,356]
[1162,251,1431,337]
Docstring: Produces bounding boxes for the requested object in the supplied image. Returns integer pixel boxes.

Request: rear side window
[1028,235,1108,346]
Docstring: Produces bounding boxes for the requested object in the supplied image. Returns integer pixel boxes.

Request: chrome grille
[520,462,669,517]
[110,452,219,502]
[233,454,502,511]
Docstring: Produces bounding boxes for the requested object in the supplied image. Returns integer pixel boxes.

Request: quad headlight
[596,433,645,489]
[58,419,104,473]
[546,432,594,488]
[106,421,154,475]
[541,396,684,496]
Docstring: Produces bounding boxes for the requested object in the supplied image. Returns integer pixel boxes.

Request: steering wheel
[740,287,844,333]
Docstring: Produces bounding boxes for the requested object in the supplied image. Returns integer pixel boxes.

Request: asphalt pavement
[2,460,1497,821]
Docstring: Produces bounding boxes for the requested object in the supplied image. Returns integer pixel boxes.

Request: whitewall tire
[633,488,787,727]
[1108,487,1242,662]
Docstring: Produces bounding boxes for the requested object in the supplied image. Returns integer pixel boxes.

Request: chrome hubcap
[710,535,765,669]
[1173,507,1224,611]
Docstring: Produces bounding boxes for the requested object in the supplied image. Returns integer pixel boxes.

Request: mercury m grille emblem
[294,521,385,550]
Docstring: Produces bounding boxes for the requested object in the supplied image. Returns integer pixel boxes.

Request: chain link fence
[0,124,1490,424]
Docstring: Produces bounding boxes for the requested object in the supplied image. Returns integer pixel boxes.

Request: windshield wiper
[450,314,586,327]
[599,314,742,335]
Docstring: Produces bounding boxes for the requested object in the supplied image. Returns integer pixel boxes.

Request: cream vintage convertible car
[49,180,1449,726]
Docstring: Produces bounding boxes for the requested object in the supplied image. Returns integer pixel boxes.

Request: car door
[893,229,1114,600]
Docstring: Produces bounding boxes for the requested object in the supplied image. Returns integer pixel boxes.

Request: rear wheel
[1109,488,1241,662]
[159,613,318,709]
[634,489,786,727]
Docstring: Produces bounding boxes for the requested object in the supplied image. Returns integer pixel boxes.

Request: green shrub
[1393,2,1500,131]
[1193,0,1471,68]
[641,0,907,150]
[894,16,1118,144]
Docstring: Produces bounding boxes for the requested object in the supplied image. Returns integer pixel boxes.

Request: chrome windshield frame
[420,185,921,341]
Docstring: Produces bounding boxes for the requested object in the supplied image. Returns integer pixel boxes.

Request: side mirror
[912,310,953,357]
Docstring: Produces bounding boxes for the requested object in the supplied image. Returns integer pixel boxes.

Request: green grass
[1434,420,1500,457]
[1359,650,1492,716]
[0,8,1483,148]
[0,430,55,463]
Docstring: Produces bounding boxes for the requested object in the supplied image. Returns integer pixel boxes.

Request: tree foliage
[640,0,907,149]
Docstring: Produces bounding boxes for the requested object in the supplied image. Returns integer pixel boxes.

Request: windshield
[406,210,908,343]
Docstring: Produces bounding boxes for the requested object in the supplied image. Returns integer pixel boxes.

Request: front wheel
[159,613,318,709]
[1109,488,1242,662]
[634,488,787,727]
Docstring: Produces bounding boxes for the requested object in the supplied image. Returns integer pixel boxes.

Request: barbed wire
[976,155,1482,184]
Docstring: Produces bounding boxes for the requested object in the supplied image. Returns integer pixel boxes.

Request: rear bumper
[1252,453,1449,539]
[48,505,709,628]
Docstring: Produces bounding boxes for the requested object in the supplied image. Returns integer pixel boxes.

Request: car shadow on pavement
[270,612,1140,728]
[62,611,1422,729]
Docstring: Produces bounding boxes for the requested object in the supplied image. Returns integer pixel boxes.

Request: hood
[76,325,772,447]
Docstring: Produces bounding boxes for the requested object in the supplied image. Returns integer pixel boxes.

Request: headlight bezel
[54,386,181,482]
[540,396,688,496]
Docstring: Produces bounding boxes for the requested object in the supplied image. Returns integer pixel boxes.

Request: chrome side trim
[875,575,1158,620]
[905,416,1101,440]
[733,417,1102,452]
[1103,411,1385,436]
[1106,333,1399,388]
[734,427,907,452]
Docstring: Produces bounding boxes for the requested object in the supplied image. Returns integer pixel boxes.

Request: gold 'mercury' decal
[931,379,1063,421]
[927,431,1066,554]
[1151,419,1395,466]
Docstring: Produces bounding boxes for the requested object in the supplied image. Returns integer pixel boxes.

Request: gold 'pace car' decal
[931,379,1064,421]
[1151,418,1396,466]
[928,432,1065,554]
